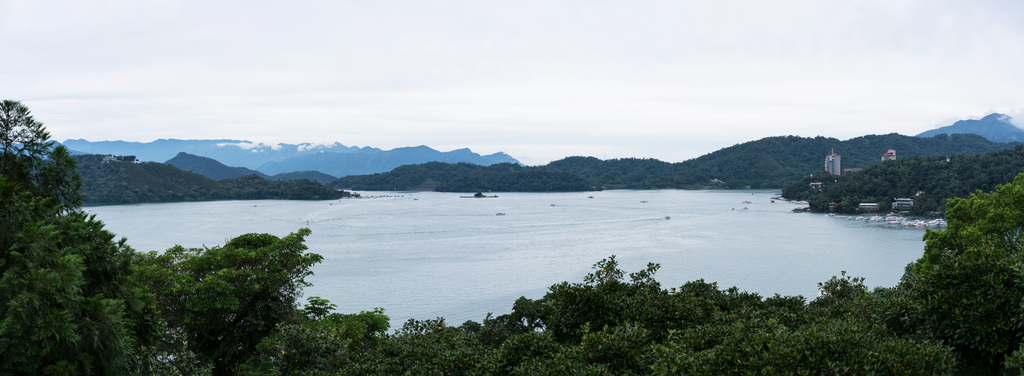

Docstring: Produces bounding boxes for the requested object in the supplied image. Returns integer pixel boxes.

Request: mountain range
[163,152,338,184]
[67,112,1024,198]
[916,113,1024,142]
[61,139,520,178]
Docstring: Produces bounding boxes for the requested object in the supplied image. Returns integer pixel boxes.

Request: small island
[461,191,498,198]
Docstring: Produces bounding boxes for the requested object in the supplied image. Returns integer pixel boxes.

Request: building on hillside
[892,198,915,210]
[859,203,880,212]
[843,168,863,174]
[825,149,841,176]
[882,149,896,161]
[101,155,141,164]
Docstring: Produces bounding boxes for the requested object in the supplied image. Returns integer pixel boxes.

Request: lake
[87,189,932,329]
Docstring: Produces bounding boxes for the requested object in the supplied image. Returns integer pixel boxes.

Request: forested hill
[668,132,1012,188]
[74,154,351,204]
[329,162,594,192]
[165,152,271,180]
[782,145,1024,215]
[330,133,1017,191]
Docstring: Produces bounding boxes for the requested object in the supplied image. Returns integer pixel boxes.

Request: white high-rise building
[825,149,841,176]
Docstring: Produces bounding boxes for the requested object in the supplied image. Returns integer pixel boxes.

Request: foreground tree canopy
[6,99,1024,374]
[1,100,160,374]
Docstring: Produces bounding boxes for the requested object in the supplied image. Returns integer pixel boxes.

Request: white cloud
[217,142,261,150]
[217,141,283,151]
[1003,111,1024,130]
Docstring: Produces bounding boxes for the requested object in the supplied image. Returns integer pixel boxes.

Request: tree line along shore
[6,99,1024,374]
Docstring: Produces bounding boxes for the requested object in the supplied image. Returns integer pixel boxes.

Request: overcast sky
[2,1,1022,165]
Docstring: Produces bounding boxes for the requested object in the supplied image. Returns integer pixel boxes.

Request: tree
[905,173,1024,371]
[137,229,323,376]
[0,100,159,375]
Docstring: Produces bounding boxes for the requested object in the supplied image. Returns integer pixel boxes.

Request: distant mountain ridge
[164,152,338,184]
[257,145,519,177]
[61,139,520,177]
[916,113,1024,142]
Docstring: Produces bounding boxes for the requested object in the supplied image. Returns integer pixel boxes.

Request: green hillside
[667,133,1012,189]
[331,162,594,192]
[165,151,270,180]
[782,145,1024,214]
[329,133,1018,191]
[74,155,350,204]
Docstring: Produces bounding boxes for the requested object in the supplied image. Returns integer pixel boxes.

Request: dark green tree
[0,100,159,375]
[137,229,323,376]
[905,173,1024,371]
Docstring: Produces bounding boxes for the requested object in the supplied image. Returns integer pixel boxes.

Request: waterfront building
[892,198,915,210]
[859,203,880,212]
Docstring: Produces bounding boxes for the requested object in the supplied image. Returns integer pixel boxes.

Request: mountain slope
[916,113,1024,142]
[74,154,348,204]
[165,152,269,180]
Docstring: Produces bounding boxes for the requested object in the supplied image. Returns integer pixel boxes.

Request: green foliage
[0,100,159,375]
[650,317,954,375]
[240,306,390,376]
[137,229,323,376]
[219,174,347,200]
[258,256,953,375]
[920,172,1024,262]
[906,249,1024,371]
[332,317,491,375]
[901,174,1024,371]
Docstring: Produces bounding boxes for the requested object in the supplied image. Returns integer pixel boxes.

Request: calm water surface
[88,190,930,329]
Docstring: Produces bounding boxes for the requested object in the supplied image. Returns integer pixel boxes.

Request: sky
[2,1,1023,165]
